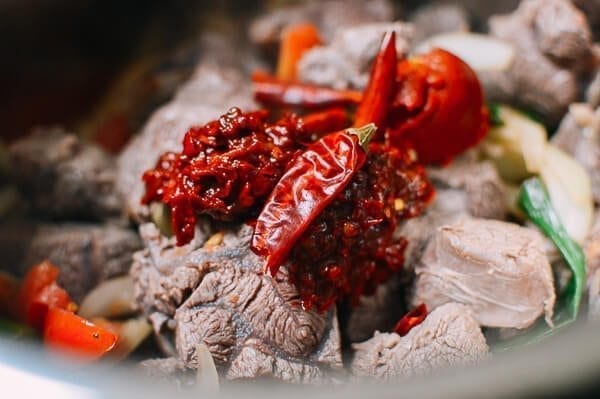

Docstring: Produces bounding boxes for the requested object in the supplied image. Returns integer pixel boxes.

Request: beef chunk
[552,104,600,203]
[410,3,470,45]
[297,22,413,90]
[435,0,521,26]
[249,0,395,51]
[489,0,593,125]
[0,222,141,301]
[399,158,507,270]
[427,160,508,220]
[413,218,555,329]
[585,213,600,279]
[351,303,489,380]
[586,72,600,109]
[572,0,600,41]
[344,275,405,344]
[131,223,342,384]
[8,127,121,221]
[588,268,600,321]
[116,62,255,222]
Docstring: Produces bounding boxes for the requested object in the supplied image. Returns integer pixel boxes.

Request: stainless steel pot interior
[2,318,600,398]
[1,1,599,397]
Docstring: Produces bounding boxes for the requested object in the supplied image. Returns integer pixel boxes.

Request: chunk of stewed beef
[413,218,555,329]
[131,223,343,384]
[8,127,122,221]
[0,222,141,301]
[351,303,489,380]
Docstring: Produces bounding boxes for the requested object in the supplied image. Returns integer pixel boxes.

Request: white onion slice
[414,32,515,71]
[79,276,136,319]
[109,317,152,360]
[481,105,548,183]
[195,344,219,393]
[540,145,593,244]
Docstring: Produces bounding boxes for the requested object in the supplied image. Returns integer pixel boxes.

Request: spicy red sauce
[287,143,434,312]
[141,108,303,245]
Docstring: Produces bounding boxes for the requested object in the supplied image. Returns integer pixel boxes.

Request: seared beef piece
[0,222,141,301]
[400,211,463,275]
[585,213,600,320]
[488,0,593,125]
[138,357,197,388]
[351,303,489,380]
[249,0,395,52]
[436,0,520,26]
[427,160,508,220]
[344,275,405,344]
[573,0,600,41]
[586,213,600,279]
[413,218,555,329]
[116,62,255,222]
[8,127,121,221]
[588,268,600,321]
[410,3,469,45]
[402,158,507,271]
[131,223,343,384]
[552,104,600,203]
[586,72,600,109]
[297,22,413,90]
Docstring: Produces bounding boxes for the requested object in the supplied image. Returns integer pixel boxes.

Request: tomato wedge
[27,282,72,330]
[18,261,73,330]
[44,307,117,360]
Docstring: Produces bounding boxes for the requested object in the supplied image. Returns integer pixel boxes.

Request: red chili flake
[394,304,428,336]
[141,108,304,245]
[285,143,434,312]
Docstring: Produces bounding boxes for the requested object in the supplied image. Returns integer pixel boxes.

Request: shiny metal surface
[1,1,598,397]
[2,319,600,398]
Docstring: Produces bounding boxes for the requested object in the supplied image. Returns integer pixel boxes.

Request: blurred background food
[0,0,525,145]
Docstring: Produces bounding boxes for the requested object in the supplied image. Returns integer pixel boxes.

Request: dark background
[0,0,522,142]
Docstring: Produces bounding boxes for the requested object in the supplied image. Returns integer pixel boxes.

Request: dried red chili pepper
[252,74,362,109]
[142,108,304,246]
[393,304,428,336]
[353,31,397,133]
[251,123,377,275]
[298,107,349,142]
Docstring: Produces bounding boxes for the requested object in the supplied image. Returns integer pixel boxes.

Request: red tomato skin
[388,49,489,165]
[18,261,73,329]
[27,282,72,330]
[43,307,117,361]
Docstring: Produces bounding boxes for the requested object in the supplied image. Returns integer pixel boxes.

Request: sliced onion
[107,317,152,360]
[195,344,219,393]
[414,32,515,71]
[480,105,548,183]
[79,276,136,319]
[540,144,593,244]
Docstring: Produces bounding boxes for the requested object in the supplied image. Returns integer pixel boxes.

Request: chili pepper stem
[347,123,377,151]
